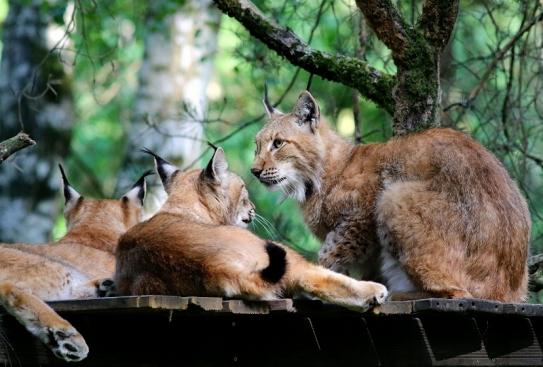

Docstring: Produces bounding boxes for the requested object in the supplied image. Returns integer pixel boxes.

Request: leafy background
[1,0,542,295]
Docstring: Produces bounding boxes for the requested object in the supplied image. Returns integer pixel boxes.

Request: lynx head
[252,90,324,202]
[143,147,255,228]
[59,164,150,235]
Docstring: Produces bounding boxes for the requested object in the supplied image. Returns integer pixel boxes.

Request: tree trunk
[0,0,74,243]
[391,32,442,135]
[354,0,458,135]
[213,0,459,135]
[119,0,220,214]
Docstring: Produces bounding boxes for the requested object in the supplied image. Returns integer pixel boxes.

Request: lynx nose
[251,168,262,178]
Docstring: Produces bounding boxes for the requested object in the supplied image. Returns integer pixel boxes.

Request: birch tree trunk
[119,0,220,215]
[0,0,74,243]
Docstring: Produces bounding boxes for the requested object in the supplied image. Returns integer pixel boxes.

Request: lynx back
[252,90,530,302]
[115,148,387,310]
[0,166,149,361]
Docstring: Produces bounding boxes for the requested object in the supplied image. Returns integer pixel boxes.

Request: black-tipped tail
[260,242,287,283]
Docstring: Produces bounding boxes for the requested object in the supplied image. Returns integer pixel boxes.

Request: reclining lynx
[114,148,387,310]
[0,166,149,361]
[251,90,531,302]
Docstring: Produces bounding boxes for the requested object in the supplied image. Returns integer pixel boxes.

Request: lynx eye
[272,139,284,150]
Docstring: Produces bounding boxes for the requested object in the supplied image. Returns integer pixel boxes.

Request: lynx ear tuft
[141,147,178,191]
[58,164,81,209]
[262,84,282,118]
[203,146,229,182]
[293,90,320,132]
[122,170,153,207]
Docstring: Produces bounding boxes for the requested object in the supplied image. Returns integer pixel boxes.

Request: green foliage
[68,0,145,197]
[1,0,542,263]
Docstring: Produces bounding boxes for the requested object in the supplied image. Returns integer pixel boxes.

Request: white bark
[122,0,221,215]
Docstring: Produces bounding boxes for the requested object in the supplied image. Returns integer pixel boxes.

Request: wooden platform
[1,296,543,366]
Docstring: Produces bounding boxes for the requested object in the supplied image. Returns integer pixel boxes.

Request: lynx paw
[365,281,388,306]
[44,326,89,362]
[352,281,388,312]
[97,278,118,297]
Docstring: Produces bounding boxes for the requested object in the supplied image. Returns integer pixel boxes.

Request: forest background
[1,0,543,298]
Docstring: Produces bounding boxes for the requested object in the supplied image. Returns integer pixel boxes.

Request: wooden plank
[412,298,543,317]
[477,316,543,365]
[47,297,543,317]
[222,299,271,314]
[373,300,414,315]
[3,299,543,366]
[418,315,491,366]
[413,298,504,314]
[501,303,543,317]
[365,316,434,366]
[50,296,224,313]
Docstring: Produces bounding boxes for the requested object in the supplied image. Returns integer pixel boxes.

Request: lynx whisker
[255,213,282,240]
[253,215,278,240]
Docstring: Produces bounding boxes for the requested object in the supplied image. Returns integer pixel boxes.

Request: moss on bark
[214,0,460,135]
[392,30,441,135]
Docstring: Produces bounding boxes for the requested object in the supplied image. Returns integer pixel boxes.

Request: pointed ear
[293,90,320,132]
[141,148,178,191]
[203,147,228,182]
[262,84,282,118]
[58,164,81,210]
[121,170,153,207]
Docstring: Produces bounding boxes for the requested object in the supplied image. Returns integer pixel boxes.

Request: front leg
[96,278,118,297]
[318,220,378,279]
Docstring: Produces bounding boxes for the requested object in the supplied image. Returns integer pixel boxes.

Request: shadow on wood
[1,296,543,366]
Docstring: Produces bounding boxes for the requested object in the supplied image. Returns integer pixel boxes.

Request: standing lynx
[0,166,149,361]
[114,148,387,310]
[252,90,531,302]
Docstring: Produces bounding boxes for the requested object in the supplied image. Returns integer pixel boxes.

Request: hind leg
[377,181,472,299]
[318,219,379,280]
[125,273,168,295]
[0,282,88,361]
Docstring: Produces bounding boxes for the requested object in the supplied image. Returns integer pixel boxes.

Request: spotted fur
[0,168,148,361]
[115,148,388,310]
[252,90,531,302]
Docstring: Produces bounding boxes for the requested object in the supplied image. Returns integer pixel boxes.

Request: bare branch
[213,0,395,113]
[355,0,409,58]
[453,11,543,122]
[419,0,460,49]
[0,132,36,164]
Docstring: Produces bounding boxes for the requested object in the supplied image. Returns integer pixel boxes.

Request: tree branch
[213,0,395,114]
[355,0,409,59]
[452,11,543,123]
[0,132,36,163]
[419,0,460,49]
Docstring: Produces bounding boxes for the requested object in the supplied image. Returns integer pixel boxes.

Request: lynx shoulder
[114,148,387,310]
[252,90,531,302]
[0,166,149,361]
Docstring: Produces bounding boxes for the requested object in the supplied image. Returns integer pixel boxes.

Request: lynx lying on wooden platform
[114,148,387,310]
[252,90,531,302]
[0,166,149,362]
